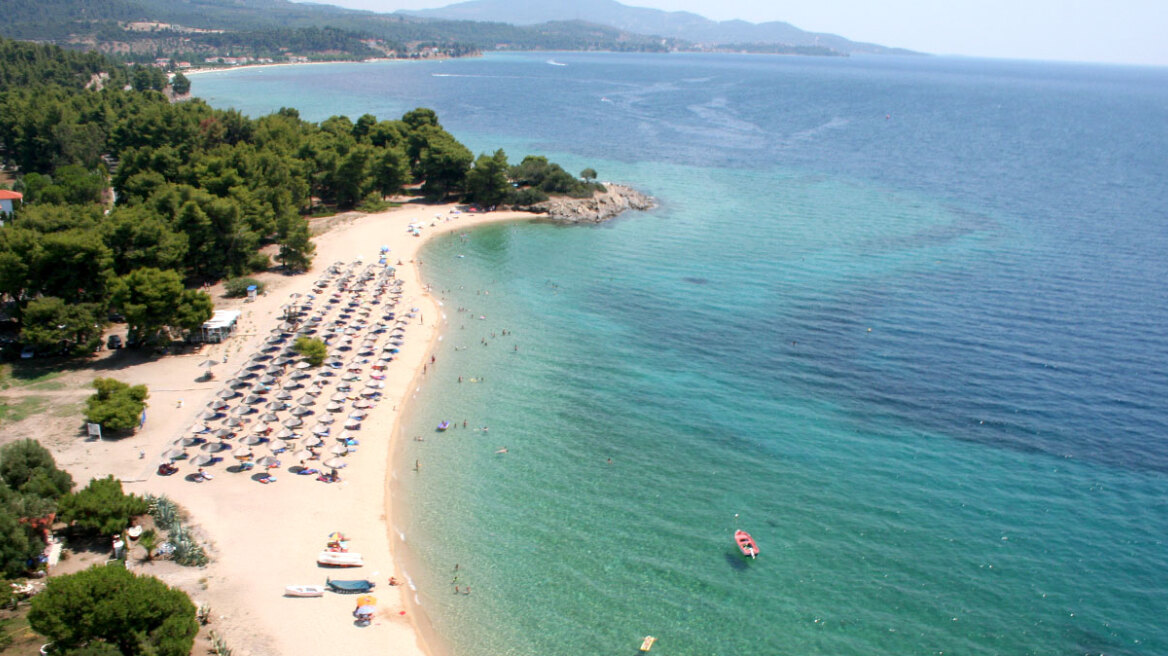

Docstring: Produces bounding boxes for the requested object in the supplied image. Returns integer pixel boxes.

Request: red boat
[734,530,758,558]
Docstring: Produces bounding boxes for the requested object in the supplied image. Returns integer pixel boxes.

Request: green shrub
[247,252,271,272]
[57,476,148,535]
[512,188,548,207]
[293,336,327,367]
[28,564,198,656]
[83,378,148,432]
[223,277,264,298]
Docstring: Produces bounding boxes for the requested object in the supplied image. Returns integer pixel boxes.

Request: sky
[308,0,1168,67]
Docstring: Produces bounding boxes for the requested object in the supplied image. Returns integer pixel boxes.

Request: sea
[193,52,1168,655]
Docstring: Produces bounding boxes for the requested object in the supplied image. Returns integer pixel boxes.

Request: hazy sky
[311,0,1168,66]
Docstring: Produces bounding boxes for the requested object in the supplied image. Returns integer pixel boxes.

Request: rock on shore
[527,184,656,223]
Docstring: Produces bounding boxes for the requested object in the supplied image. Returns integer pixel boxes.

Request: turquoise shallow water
[195,53,1168,655]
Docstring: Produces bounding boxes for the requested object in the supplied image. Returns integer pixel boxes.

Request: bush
[294,336,327,367]
[57,476,148,535]
[28,564,198,656]
[223,277,264,298]
[84,378,148,432]
[0,439,73,500]
[246,252,271,273]
[512,188,548,207]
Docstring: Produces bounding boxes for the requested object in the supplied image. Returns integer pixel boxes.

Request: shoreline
[48,202,538,656]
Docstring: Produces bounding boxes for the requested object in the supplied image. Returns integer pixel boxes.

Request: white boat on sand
[284,585,326,597]
[317,551,364,567]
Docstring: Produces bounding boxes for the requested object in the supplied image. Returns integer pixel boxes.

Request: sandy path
[52,203,537,656]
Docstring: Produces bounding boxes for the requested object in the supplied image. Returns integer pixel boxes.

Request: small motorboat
[285,585,326,597]
[436,421,450,431]
[735,530,758,559]
[317,551,364,567]
[326,578,375,594]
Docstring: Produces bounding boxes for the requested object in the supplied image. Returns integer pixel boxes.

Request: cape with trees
[0,37,609,356]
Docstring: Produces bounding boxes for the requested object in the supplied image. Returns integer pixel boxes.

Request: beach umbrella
[201,441,231,453]
[162,448,187,460]
[292,450,314,461]
[278,430,299,442]
[342,373,360,382]
[259,412,280,422]
[273,357,293,366]
[326,401,344,412]
[233,447,253,459]
[264,365,283,375]
[224,417,245,428]
[198,410,220,421]
[359,388,378,398]
[330,445,349,456]
[283,417,304,428]
[295,361,312,369]
[212,428,234,439]
[208,399,229,410]
[305,387,322,397]
[354,399,372,409]
[176,437,204,447]
[290,405,313,417]
[251,353,272,362]
[349,410,367,420]
[335,383,352,393]
[244,394,264,405]
[344,418,361,430]
[259,375,278,385]
[198,359,219,370]
[242,435,267,446]
[251,423,270,434]
[365,380,384,389]
[256,456,281,469]
[304,436,324,447]
[217,389,237,399]
[229,405,251,416]
[190,454,215,467]
[296,395,315,405]
[189,423,209,434]
[323,457,347,469]
[312,424,330,435]
[329,392,347,401]
[276,390,294,400]
[265,401,286,411]
[317,415,335,425]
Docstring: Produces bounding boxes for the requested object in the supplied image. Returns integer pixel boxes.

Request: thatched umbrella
[265,401,286,411]
[241,435,267,446]
[224,417,245,428]
[291,449,314,462]
[291,405,313,417]
[312,424,330,436]
[163,448,187,460]
[201,441,231,453]
[326,401,344,413]
[189,423,209,434]
[251,423,270,434]
[277,428,298,441]
[190,454,216,467]
[233,447,253,460]
[303,435,324,447]
[244,394,264,405]
[212,428,234,439]
[330,445,349,455]
[217,388,237,399]
[229,405,251,416]
[323,457,347,469]
[256,456,280,469]
[275,390,294,400]
[283,417,304,428]
[296,395,315,405]
[176,436,204,447]
[259,412,280,423]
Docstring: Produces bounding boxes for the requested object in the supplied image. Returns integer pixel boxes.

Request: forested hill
[0,0,679,64]
[0,38,604,359]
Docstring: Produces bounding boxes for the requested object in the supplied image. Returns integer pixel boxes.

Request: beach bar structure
[201,310,242,343]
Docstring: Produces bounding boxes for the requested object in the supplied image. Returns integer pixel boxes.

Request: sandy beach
[45,202,538,656]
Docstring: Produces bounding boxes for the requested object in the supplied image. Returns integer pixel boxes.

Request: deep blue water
[195,52,1168,655]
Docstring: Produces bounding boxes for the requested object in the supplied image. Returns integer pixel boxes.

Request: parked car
[19,346,34,359]
[107,334,123,349]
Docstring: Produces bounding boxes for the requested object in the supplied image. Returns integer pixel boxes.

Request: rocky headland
[527,184,657,223]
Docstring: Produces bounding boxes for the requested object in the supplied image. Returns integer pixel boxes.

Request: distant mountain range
[401,0,916,56]
[0,0,915,62]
